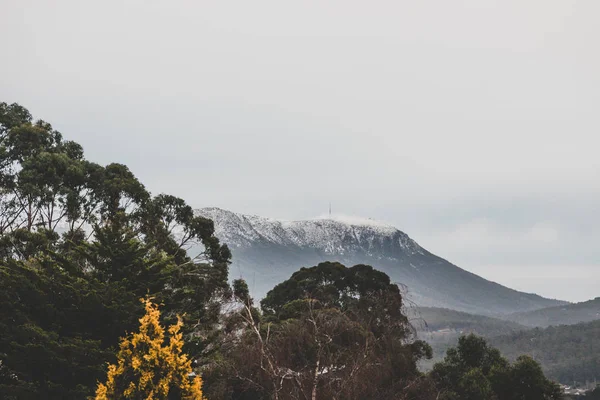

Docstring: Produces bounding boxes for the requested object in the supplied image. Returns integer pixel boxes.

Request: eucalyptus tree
[0,102,232,398]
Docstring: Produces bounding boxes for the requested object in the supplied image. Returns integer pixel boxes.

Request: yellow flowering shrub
[95,298,205,399]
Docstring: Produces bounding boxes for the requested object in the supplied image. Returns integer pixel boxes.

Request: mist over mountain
[196,207,566,316]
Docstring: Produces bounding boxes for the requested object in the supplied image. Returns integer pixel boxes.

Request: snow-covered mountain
[196,207,566,316]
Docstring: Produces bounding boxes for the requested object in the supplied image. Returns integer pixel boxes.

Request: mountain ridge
[198,207,423,256]
[504,297,600,327]
[196,207,567,316]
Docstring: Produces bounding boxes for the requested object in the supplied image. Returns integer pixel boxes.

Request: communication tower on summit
[329,202,331,218]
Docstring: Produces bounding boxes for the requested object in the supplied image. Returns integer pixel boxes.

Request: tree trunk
[311,359,320,400]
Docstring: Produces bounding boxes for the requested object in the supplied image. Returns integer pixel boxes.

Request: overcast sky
[1,0,598,302]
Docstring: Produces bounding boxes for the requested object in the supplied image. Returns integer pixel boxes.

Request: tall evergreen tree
[0,102,230,397]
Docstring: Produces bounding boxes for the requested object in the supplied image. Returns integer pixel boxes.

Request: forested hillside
[492,320,600,384]
[415,306,600,386]
[414,307,527,370]
[505,297,600,327]
[415,307,527,335]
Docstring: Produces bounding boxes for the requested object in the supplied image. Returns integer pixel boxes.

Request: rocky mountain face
[196,207,567,316]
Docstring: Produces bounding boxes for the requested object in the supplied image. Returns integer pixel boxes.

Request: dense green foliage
[492,320,600,385]
[0,258,124,398]
[0,102,566,399]
[415,307,528,370]
[432,334,562,400]
[0,102,231,398]
[418,306,600,387]
[205,262,436,400]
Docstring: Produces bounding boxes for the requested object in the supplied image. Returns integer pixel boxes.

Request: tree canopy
[0,102,230,398]
[492,320,600,385]
[432,334,562,400]
[206,262,435,400]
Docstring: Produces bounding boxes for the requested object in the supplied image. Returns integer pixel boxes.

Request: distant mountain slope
[503,297,600,328]
[492,320,600,384]
[413,307,527,335]
[196,207,566,316]
[411,307,528,370]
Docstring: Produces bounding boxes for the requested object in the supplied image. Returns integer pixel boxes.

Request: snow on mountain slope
[200,207,423,256]
[196,207,567,316]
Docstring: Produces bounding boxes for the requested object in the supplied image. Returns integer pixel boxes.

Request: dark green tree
[0,258,131,399]
[431,334,562,400]
[207,262,434,400]
[0,102,232,398]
